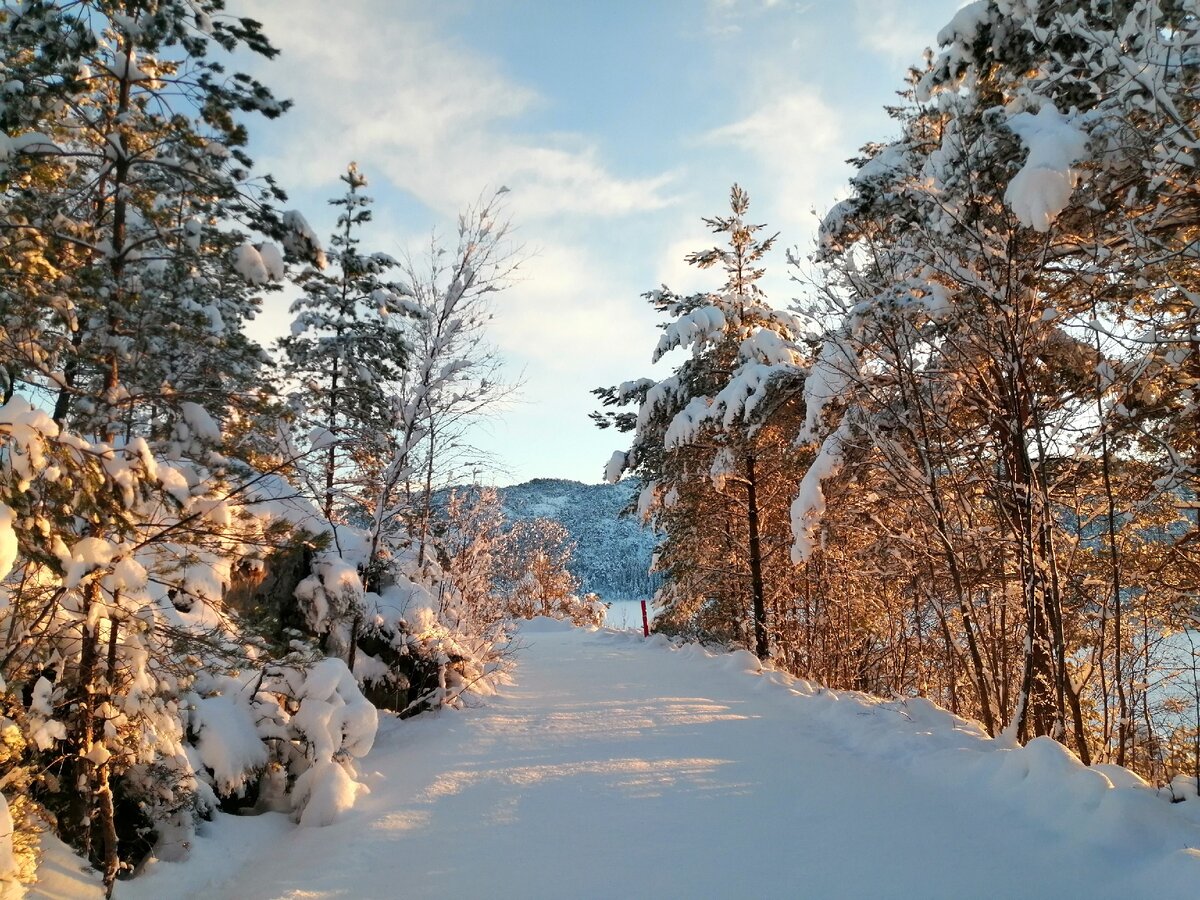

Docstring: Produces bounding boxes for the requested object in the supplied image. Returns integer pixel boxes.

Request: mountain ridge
[493,477,661,602]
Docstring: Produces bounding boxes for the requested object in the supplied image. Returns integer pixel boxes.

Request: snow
[292,760,364,828]
[616,378,654,402]
[8,133,62,156]
[0,503,16,583]
[258,242,286,281]
[106,623,1200,900]
[708,445,735,491]
[652,305,726,362]
[636,376,681,431]
[1004,104,1090,233]
[0,793,15,880]
[61,537,115,589]
[292,657,378,760]
[282,210,327,269]
[799,336,857,443]
[155,464,191,504]
[853,141,908,187]
[104,50,153,83]
[602,600,655,631]
[233,243,269,285]
[936,0,989,47]
[295,558,364,635]
[305,426,336,452]
[790,417,852,563]
[603,450,626,484]
[193,694,270,797]
[662,395,711,447]
[28,678,65,751]
[179,401,223,443]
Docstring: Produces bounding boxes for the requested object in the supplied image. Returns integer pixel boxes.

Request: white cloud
[704,88,844,235]
[241,0,676,222]
[852,0,952,69]
[655,232,716,296]
[469,237,668,483]
[706,0,795,34]
[490,241,655,376]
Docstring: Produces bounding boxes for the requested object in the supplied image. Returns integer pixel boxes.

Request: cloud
[490,241,656,376]
[852,0,947,69]
[704,89,845,234]
[654,232,717,296]
[706,0,794,34]
[240,0,677,222]
[469,237,670,483]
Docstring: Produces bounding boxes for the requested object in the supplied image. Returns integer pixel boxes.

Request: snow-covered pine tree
[0,1,312,445]
[278,163,416,525]
[595,185,807,659]
[0,3,331,891]
[792,0,1199,761]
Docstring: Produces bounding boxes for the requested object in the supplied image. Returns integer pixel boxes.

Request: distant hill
[495,478,662,602]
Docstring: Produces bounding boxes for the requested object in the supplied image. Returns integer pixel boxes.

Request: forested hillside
[495,479,660,601]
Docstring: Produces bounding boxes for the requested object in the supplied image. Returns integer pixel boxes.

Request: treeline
[0,2,579,894]
[598,1,1199,787]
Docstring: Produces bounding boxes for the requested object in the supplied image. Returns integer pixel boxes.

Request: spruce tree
[278,163,415,524]
[596,186,806,659]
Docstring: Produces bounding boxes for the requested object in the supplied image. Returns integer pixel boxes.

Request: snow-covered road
[111,620,1200,899]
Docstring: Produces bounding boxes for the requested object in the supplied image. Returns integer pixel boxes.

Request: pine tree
[278,163,415,524]
[792,0,1199,759]
[0,1,313,446]
[596,185,806,659]
[0,4,321,891]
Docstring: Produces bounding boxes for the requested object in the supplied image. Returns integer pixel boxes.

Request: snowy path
[112,620,1200,899]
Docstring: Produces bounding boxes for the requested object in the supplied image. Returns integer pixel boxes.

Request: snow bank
[256,657,379,827]
[597,626,1200,863]
[291,760,364,828]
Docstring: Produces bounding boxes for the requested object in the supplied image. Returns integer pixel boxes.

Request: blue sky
[239,0,963,485]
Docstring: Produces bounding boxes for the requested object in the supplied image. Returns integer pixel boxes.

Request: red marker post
[641,600,649,637]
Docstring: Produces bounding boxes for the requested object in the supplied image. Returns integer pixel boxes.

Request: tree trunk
[745,453,769,660]
[100,619,120,897]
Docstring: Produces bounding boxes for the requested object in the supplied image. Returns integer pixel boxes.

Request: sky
[236,0,964,486]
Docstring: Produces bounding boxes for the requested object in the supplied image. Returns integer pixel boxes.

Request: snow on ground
[37,620,1200,899]
[601,599,654,631]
